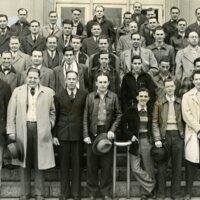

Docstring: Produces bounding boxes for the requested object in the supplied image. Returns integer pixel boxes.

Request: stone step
[1,181,200,198]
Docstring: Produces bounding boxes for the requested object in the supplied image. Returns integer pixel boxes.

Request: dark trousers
[157,130,183,198]
[21,122,44,196]
[185,160,199,196]
[86,126,113,196]
[59,141,82,198]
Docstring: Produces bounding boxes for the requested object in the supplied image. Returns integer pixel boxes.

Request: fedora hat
[151,145,169,163]
[7,140,24,162]
[92,133,112,155]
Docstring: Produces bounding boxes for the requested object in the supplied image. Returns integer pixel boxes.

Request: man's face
[9,38,20,52]
[131,34,141,48]
[133,3,142,14]
[31,51,43,66]
[18,10,28,22]
[95,7,104,19]
[159,61,170,76]
[91,25,101,37]
[154,29,165,43]
[177,21,187,32]
[148,18,158,30]
[72,10,81,22]
[2,52,12,68]
[30,22,40,34]
[96,75,109,92]
[131,58,142,73]
[136,91,149,107]
[124,14,132,25]
[196,9,200,22]
[49,12,57,25]
[26,71,40,88]
[193,74,200,91]
[164,81,176,96]
[0,16,7,29]
[70,38,82,52]
[66,72,78,90]
[195,61,200,70]
[146,10,156,19]
[188,32,199,46]
[129,21,138,34]
[46,37,57,51]
[99,53,109,67]
[64,50,74,64]
[170,8,180,21]
[98,39,109,51]
[63,24,72,36]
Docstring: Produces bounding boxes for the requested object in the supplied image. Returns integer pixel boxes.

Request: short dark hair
[164,78,175,86]
[95,72,109,81]
[195,8,200,15]
[71,8,81,13]
[170,6,180,13]
[27,67,40,77]
[123,11,132,17]
[9,36,20,42]
[91,22,101,29]
[146,7,155,13]
[194,57,200,66]
[137,88,149,96]
[131,55,142,63]
[71,35,82,42]
[177,18,187,25]
[98,35,110,43]
[17,8,28,14]
[131,32,141,39]
[0,14,8,21]
[49,11,57,17]
[160,56,170,64]
[192,69,200,80]
[1,50,12,57]
[154,26,164,32]
[95,5,105,11]
[46,35,58,43]
[63,46,74,55]
[99,50,109,56]
[30,20,40,26]
[66,70,78,78]
[62,19,73,26]
[147,17,158,22]
[31,50,43,56]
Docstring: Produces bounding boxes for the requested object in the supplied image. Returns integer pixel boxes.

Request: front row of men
[3,62,200,200]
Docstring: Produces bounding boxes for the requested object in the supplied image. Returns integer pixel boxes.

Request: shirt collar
[137,104,147,112]
[67,87,77,95]
[33,65,42,70]
[166,95,175,102]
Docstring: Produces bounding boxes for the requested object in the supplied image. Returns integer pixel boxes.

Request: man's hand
[84,137,92,144]
[8,134,15,141]
[155,141,162,148]
[53,137,60,146]
[131,136,138,142]
[107,131,115,140]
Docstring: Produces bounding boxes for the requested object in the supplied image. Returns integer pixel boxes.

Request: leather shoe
[36,195,45,200]
[103,195,112,200]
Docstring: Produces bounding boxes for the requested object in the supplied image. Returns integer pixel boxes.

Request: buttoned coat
[120,47,158,75]
[20,34,46,55]
[176,45,200,81]
[82,36,99,57]
[40,25,62,38]
[6,84,56,169]
[182,88,200,163]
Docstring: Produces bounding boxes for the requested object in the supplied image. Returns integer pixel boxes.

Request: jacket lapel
[58,67,66,89]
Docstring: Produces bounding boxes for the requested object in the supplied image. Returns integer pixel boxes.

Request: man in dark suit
[43,35,63,69]
[0,50,21,92]
[53,46,88,94]
[82,23,101,56]
[0,14,12,54]
[20,20,46,55]
[53,71,87,200]
[70,35,89,66]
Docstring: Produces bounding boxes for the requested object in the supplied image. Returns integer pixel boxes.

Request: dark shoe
[141,194,148,200]
[103,195,112,200]
[35,195,45,200]
[19,195,30,200]
[184,194,191,200]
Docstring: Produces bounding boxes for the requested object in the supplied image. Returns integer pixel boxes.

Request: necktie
[50,51,54,58]
[30,87,35,96]
[1,29,5,36]
[70,91,74,99]
[33,35,37,43]
[65,36,69,46]
[51,26,54,35]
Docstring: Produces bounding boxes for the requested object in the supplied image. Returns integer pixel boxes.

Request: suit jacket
[53,63,88,94]
[7,84,56,169]
[20,66,55,90]
[72,21,84,36]
[57,34,73,53]
[120,47,158,75]
[42,50,63,69]
[0,79,11,145]
[54,88,87,141]
[77,51,89,66]
[0,27,12,54]
[176,45,200,81]
[0,65,21,92]
[185,22,200,38]
[132,13,147,28]
[82,36,99,56]
[12,51,31,73]
[20,34,46,55]
[40,24,62,38]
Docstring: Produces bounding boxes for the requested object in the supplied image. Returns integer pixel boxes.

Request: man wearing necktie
[152,78,184,200]
[53,70,87,200]
[7,67,56,200]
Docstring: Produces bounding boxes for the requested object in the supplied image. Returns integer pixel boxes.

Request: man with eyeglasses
[176,31,200,82]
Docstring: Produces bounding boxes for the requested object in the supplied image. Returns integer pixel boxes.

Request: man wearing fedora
[152,78,184,200]
[121,88,156,200]
[6,67,56,200]
[53,70,87,200]
[83,72,121,200]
